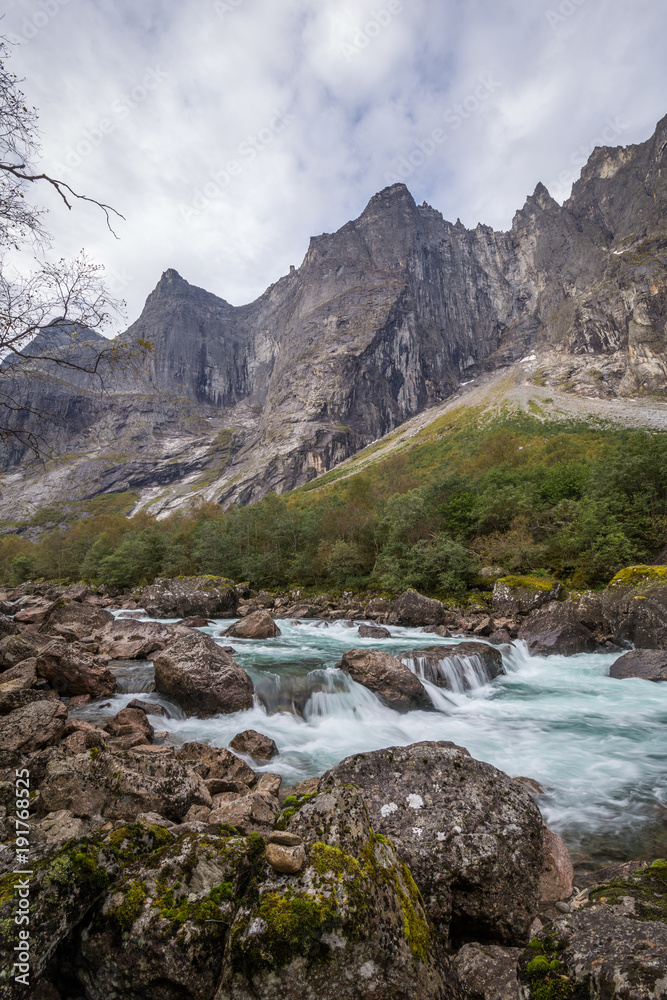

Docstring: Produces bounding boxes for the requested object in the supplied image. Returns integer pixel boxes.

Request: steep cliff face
[1,115,666,520]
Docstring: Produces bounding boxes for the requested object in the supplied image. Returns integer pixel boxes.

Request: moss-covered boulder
[519,860,667,998]
[76,830,263,1000]
[0,823,174,994]
[603,565,667,648]
[322,741,545,948]
[492,576,563,616]
[224,785,461,1000]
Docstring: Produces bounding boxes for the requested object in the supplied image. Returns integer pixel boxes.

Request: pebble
[555,901,571,913]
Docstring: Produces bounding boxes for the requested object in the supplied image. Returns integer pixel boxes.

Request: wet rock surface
[229,728,279,759]
[519,601,598,656]
[339,647,433,711]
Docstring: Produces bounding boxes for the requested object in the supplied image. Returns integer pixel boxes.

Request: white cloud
[4,0,667,327]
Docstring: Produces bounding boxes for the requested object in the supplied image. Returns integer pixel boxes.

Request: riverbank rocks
[521,860,667,999]
[453,943,522,1000]
[0,698,67,755]
[223,609,281,639]
[0,612,18,638]
[175,741,257,787]
[339,648,433,711]
[0,823,176,991]
[519,601,598,656]
[140,574,237,618]
[38,600,114,640]
[35,640,116,698]
[0,631,50,669]
[398,642,504,691]
[38,747,212,822]
[609,648,667,681]
[322,740,544,947]
[229,729,279,760]
[390,589,446,626]
[492,576,563,616]
[228,784,459,1000]
[602,565,667,648]
[93,618,189,659]
[153,632,254,717]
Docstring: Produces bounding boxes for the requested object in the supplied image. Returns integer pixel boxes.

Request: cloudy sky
[5,0,667,327]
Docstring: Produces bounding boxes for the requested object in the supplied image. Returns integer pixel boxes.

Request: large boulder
[153,632,254,717]
[227,785,460,1000]
[38,600,114,639]
[39,747,212,822]
[0,699,68,755]
[140,575,237,619]
[391,589,445,627]
[357,624,391,638]
[398,642,504,691]
[609,648,667,681]
[322,741,544,947]
[492,576,563,616]
[339,648,433,711]
[93,618,189,659]
[223,609,281,639]
[0,824,175,991]
[0,656,37,693]
[519,601,598,656]
[35,640,116,698]
[521,860,667,998]
[602,565,667,648]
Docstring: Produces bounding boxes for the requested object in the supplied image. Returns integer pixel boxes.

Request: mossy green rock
[519,861,667,999]
[0,823,173,994]
[492,577,563,616]
[224,785,461,1000]
[603,566,667,648]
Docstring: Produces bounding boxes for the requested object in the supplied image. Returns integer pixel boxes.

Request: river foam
[76,614,667,869]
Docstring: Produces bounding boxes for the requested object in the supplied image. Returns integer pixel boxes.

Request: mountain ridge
[0,114,666,525]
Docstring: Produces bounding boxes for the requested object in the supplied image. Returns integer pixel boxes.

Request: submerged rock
[322,740,544,947]
[339,648,433,711]
[609,648,667,681]
[398,642,504,691]
[223,609,281,639]
[153,631,254,716]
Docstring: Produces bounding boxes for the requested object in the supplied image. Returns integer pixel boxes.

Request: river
[75,614,667,873]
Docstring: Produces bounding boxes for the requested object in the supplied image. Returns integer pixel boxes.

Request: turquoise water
[81,615,667,869]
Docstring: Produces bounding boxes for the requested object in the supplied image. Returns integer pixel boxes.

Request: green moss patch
[608,565,667,588]
[588,858,667,921]
[497,575,557,592]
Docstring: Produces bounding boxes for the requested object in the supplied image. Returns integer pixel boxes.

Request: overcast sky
[5,0,667,328]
